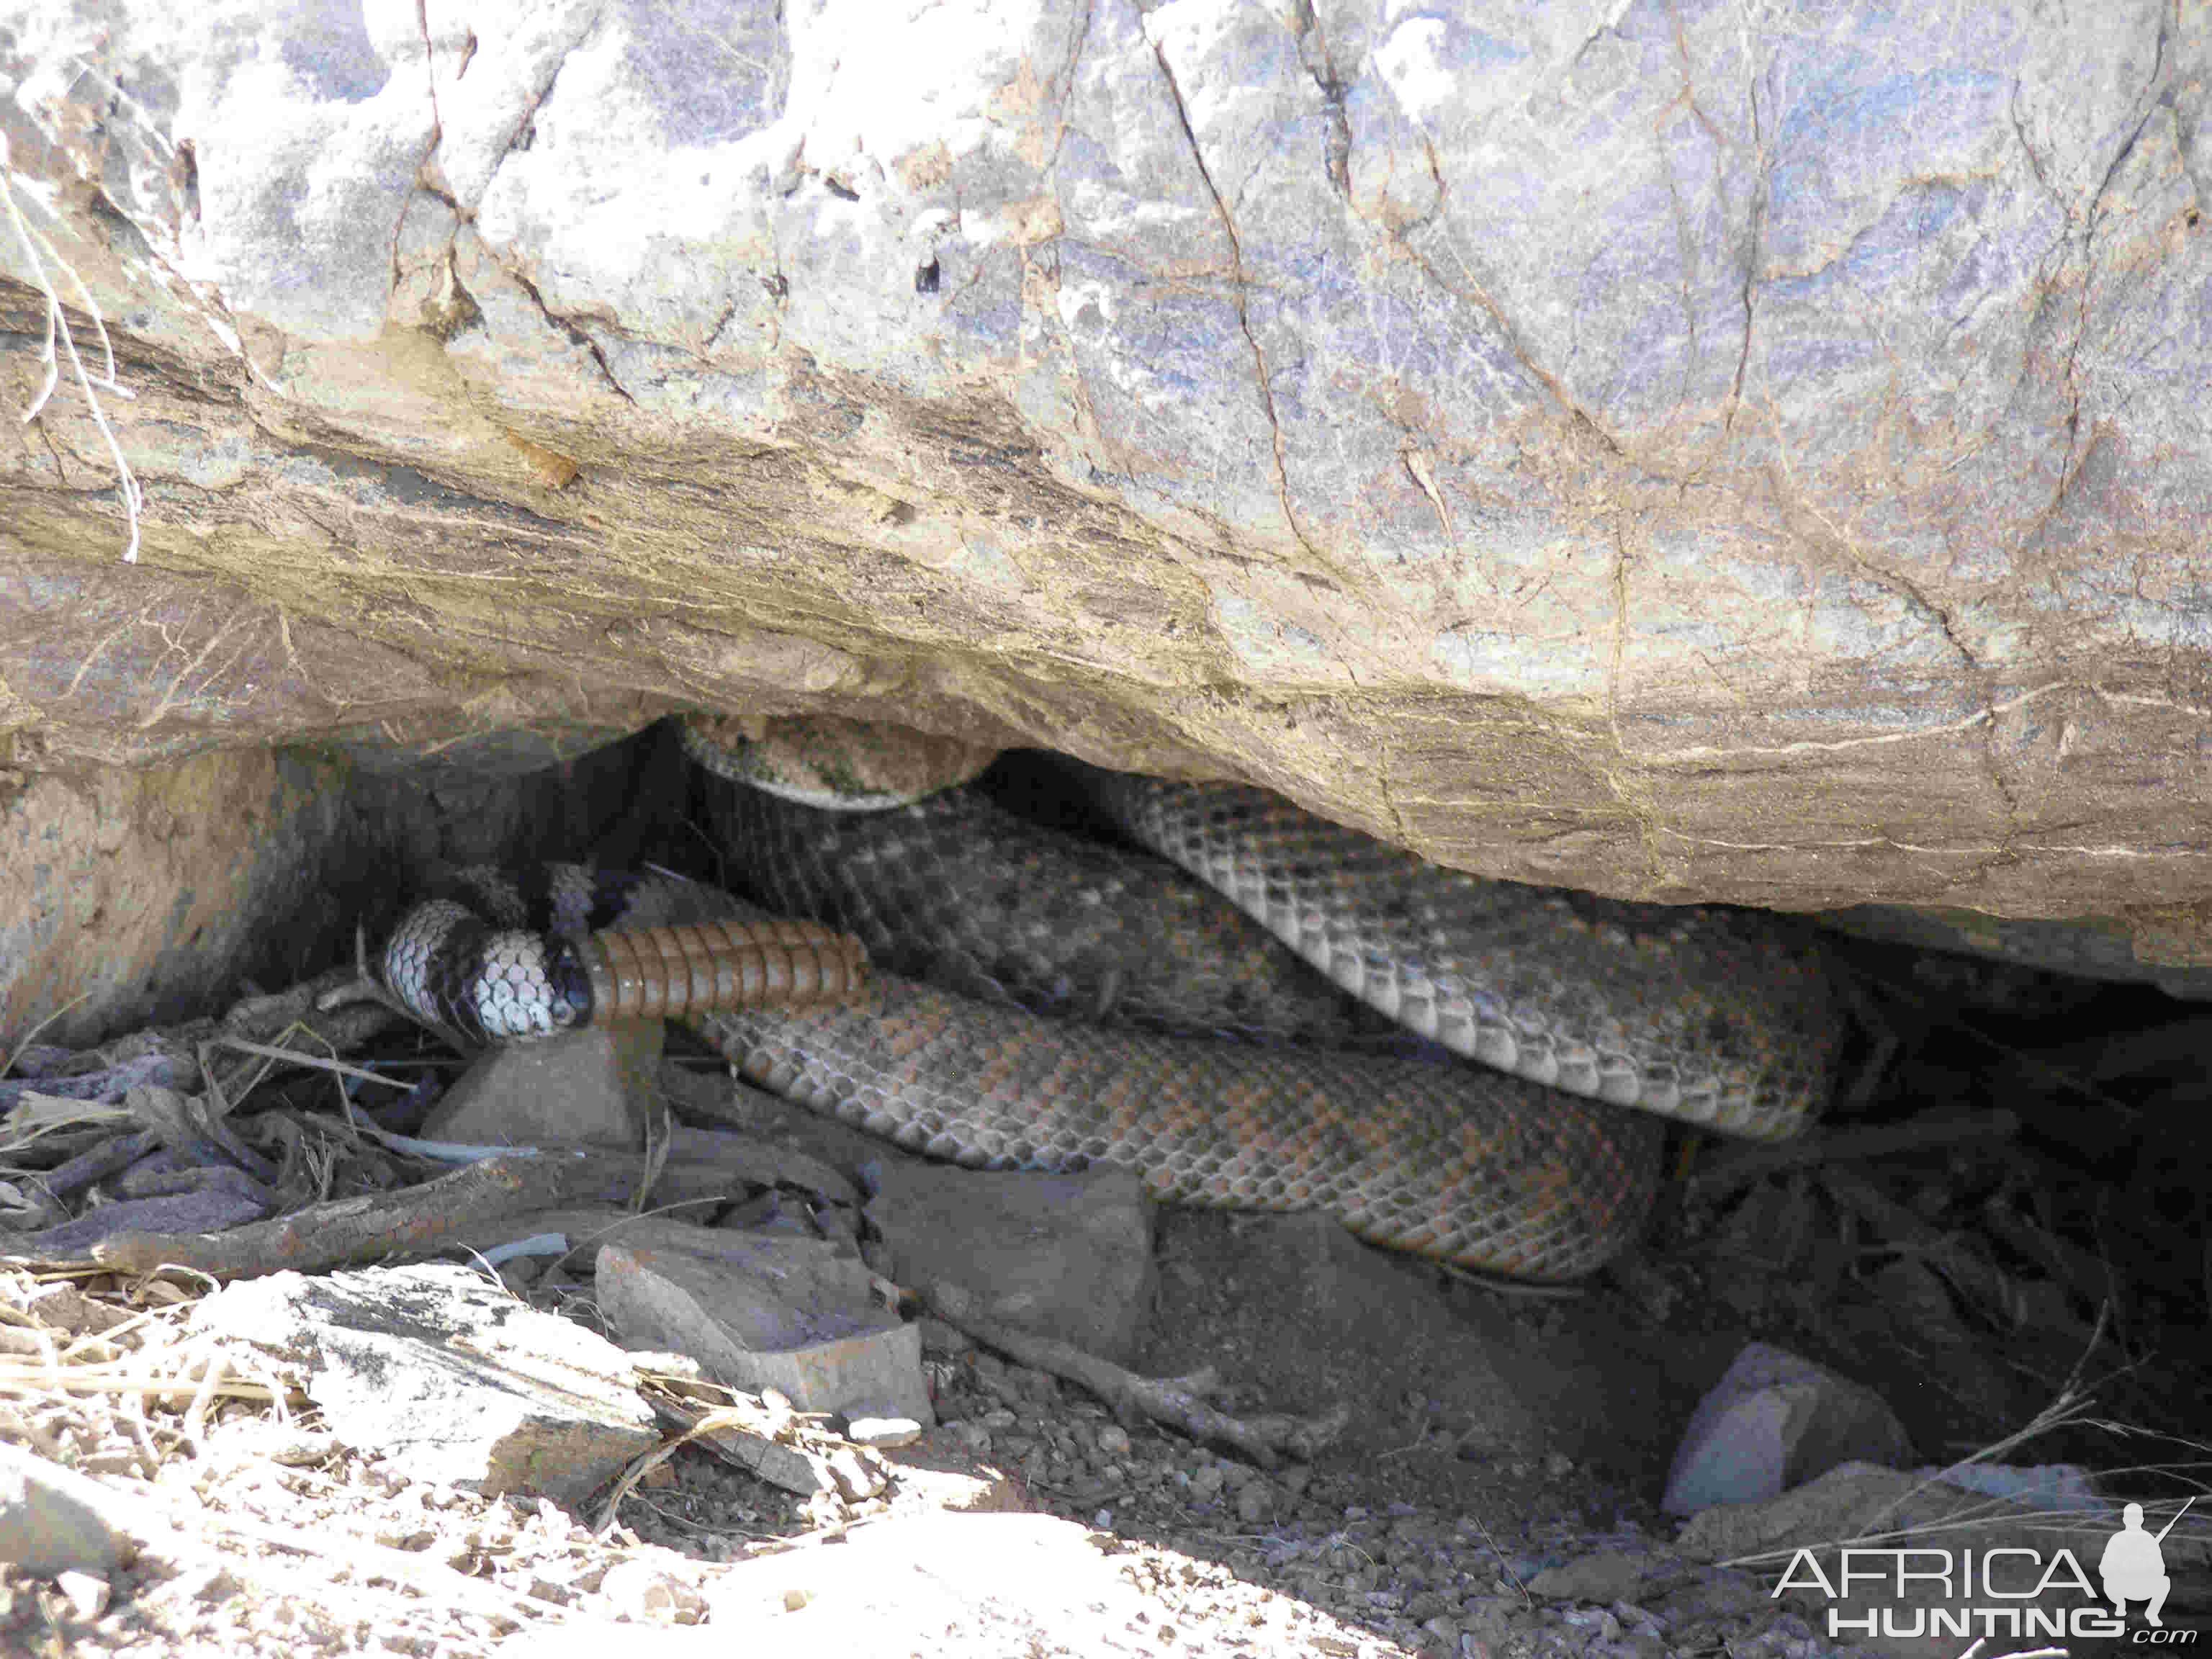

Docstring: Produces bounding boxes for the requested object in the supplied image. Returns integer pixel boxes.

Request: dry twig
[79,1148,659,1278]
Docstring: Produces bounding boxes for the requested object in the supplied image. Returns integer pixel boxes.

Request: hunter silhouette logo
[2101,1498,2191,1629]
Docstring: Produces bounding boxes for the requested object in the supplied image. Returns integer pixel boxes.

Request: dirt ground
[4,1154,2192,1659]
[5,738,2206,1654]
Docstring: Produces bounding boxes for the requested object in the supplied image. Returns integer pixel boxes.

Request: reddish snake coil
[688,765,1841,1282]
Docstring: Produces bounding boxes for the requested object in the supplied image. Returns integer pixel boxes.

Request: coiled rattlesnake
[385,716,1841,1282]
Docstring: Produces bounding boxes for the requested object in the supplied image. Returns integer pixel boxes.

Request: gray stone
[1662,1341,1913,1515]
[189,1263,658,1510]
[1527,1550,1652,1605]
[420,1021,663,1149]
[1915,1460,2099,1511]
[657,1126,862,1212]
[822,1445,886,1502]
[865,1163,1155,1364]
[595,1228,931,1424]
[691,1429,832,1498]
[0,1442,148,1578]
[0,752,359,1052]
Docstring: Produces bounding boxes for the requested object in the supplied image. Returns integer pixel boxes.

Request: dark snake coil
[386,759,1841,1281]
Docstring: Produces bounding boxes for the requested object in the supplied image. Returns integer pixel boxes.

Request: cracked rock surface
[1,0,2208,922]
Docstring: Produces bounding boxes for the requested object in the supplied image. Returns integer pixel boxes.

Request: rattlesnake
[385,717,1842,1282]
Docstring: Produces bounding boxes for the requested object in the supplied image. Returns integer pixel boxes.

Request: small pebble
[1009,1364,1058,1403]
[53,1571,109,1619]
[597,1560,703,1624]
[1614,1598,1663,1630]
[176,1567,240,1606]
[916,1316,971,1355]
[825,1447,884,1501]
[497,1259,543,1295]
[262,1429,341,1467]
[1560,1606,1622,1640]
[845,1416,922,1448]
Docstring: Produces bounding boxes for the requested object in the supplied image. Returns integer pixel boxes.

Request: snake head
[453,930,593,1040]
[539,938,597,1033]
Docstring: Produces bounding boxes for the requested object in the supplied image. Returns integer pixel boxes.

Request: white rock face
[0,0,2207,920]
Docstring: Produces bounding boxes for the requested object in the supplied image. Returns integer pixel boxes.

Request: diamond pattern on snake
[387,716,1843,1283]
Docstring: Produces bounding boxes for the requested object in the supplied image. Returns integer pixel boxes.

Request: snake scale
[387,726,1842,1282]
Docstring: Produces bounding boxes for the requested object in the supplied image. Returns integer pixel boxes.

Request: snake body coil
[696,760,1840,1280]
[389,742,1840,1282]
[696,979,1664,1280]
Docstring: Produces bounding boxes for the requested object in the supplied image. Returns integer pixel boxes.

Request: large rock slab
[1,0,2208,927]
[189,1264,660,1510]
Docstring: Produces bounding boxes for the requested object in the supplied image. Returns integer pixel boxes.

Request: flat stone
[189,1264,658,1510]
[1527,1550,1652,1604]
[681,1421,832,1498]
[655,1125,862,1211]
[595,1228,930,1424]
[0,1442,149,1578]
